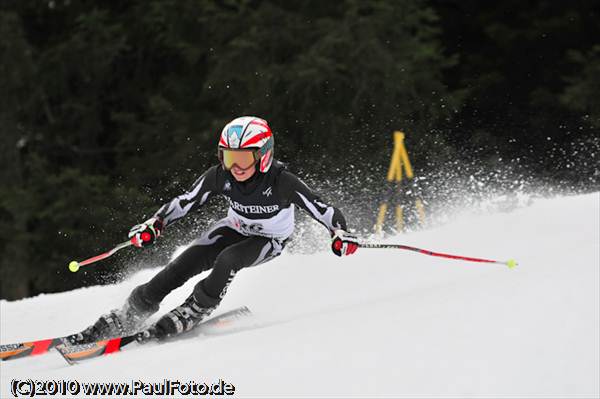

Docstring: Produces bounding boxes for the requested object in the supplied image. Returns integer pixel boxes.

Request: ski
[0,338,66,361]
[55,306,252,365]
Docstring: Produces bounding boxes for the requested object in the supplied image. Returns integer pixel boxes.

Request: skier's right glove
[128,217,163,248]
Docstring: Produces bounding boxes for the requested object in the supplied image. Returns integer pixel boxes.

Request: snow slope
[1,193,598,398]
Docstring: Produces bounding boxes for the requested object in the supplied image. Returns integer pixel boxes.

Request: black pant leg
[139,223,245,304]
[198,235,285,299]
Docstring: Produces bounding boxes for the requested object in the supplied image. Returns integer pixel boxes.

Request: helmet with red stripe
[218,116,274,173]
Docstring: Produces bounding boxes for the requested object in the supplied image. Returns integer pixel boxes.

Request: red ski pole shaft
[358,243,517,268]
[68,238,136,272]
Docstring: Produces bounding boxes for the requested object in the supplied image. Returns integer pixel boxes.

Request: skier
[71,116,359,344]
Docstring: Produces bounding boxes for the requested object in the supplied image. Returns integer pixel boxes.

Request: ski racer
[71,116,359,344]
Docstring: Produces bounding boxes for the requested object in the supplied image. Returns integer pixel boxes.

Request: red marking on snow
[141,232,152,242]
[104,338,122,354]
[241,132,272,147]
[31,339,53,355]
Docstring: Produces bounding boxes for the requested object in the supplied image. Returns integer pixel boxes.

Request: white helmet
[218,116,274,173]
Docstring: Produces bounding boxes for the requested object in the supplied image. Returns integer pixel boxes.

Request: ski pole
[359,243,517,269]
[67,238,138,273]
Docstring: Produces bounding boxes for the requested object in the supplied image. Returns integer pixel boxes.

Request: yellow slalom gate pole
[395,205,403,232]
[378,131,425,233]
[375,203,388,234]
[386,132,414,182]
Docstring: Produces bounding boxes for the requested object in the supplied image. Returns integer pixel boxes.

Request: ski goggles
[218,148,260,170]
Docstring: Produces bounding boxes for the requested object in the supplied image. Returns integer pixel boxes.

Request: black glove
[128,217,163,248]
[331,229,359,257]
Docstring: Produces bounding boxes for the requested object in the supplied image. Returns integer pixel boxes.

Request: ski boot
[136,289,220,343]
[67,286,159,345]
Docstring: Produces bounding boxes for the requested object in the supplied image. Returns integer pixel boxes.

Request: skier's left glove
[129,217,163,248]
[331,229,359,257]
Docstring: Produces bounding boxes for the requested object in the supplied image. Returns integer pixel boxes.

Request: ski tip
[1,338,58,361]
[505,259,518,269]
[54,344,76,366]
[1,343,32,361]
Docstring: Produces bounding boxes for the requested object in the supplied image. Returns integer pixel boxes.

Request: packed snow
[1,193,598,398]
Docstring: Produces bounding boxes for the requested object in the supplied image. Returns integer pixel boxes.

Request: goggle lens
[220,149,258,170]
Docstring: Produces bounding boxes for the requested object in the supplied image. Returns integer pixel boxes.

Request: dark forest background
[1,0,598,300]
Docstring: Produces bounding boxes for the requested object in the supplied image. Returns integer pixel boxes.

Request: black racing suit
[132,160,348,311]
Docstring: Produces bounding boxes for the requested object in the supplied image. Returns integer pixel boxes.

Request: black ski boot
[67,286,159,345]
[138,289,220,342]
